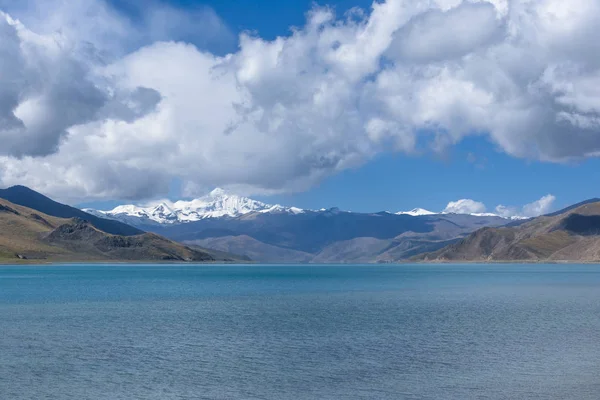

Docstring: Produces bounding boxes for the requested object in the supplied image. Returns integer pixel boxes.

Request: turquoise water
[1,264,599,399]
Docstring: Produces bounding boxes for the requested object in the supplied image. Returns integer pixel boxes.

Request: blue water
[1,264,599,399]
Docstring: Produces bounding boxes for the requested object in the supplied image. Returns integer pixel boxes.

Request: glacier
[84,188,304,224]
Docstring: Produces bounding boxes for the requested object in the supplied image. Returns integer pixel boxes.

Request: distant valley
[85,189,515,263]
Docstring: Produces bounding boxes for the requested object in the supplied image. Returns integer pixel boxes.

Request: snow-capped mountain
[395,208,527,220]
[84,188,529,227]
[83,188,304,225]
[396,208,437,216]
[79,190,524,262]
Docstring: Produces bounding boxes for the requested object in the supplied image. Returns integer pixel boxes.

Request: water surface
[1,264,599,399]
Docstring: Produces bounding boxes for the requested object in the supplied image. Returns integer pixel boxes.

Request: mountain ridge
[86,189,525,225]
[126,209,510,263]
[0,186,143,236]
[81,189,516,263]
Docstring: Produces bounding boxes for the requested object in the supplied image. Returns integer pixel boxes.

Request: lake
[1,264,599,399]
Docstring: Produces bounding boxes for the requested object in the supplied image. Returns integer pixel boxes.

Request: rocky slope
[420,199,600,262]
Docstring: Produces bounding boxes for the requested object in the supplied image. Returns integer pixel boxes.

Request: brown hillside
[0,199,213,263]
[419,201,600,262]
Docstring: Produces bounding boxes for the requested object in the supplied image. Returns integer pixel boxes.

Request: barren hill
[0,198,214,263]
[420,200,600,262]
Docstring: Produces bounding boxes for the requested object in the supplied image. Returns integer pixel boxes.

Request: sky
[1,0,600,217]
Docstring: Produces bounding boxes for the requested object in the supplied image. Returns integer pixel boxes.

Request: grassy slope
[0,199,214,263]
[0,200,70,260]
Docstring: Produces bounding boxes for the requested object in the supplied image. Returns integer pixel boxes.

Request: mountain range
[84,189,514,263]
[85,189,521,223]
[3,185,600,263]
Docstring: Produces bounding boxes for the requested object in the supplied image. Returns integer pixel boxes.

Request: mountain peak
[152,202,175,213]
[397,208,436,216]
[90,188,304,224]
[7,185,34,191]
[5,185,45,197]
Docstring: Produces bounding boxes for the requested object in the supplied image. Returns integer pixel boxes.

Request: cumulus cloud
[521,194,556,217]
[0,0,599,201]
[494,205,519,219]
[496,194,556,218]
[442,195,556,218]
[443,199,487,214]
[0,11,161,157]
[0,0,233,55]
[389,2,504,62]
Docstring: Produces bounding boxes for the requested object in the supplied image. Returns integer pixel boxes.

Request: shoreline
[2,259,600,266]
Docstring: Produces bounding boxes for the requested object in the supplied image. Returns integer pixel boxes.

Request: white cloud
[495,194,556,218]
[0,0,599,201]
[442,195,556,218]
[521,194,556,217]
[0,0,233,55]
[389,2,504,62]
[444,199,487,214]
[0,11,160,157]
[494,204,519,219]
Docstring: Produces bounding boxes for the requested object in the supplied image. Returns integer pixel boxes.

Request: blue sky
[108,0,375,42]
[259,136,600,213]
[2,0,600,216]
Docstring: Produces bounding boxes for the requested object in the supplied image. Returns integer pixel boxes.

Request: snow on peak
[395,207,524,219]
[468,212,503,218]
[88,189,305,224]
[110,204,146,215]
[396,208,437,216]
[209,187,227,197]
